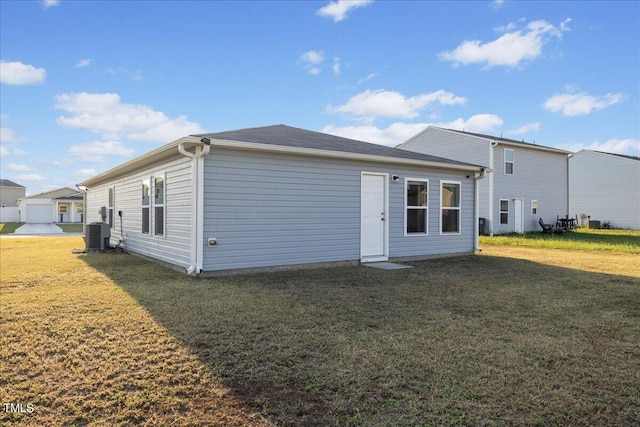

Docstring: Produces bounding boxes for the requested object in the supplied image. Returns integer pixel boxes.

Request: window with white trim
[531,200,538,215]
[500,199,509,224]
[142,179,150,234]
[405,179,428,235]
[154,175,165,236]
[441,181,461,234]
[108,187,114,228]
[504,149,514,175]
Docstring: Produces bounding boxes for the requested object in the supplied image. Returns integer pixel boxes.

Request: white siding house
[398,126,571,234]
[18,187,84,224]
[79,125,486,275]
[569,150,640,229]
[0,179,26,222]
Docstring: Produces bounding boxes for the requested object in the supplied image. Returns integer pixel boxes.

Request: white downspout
[475,168,487,252]
[489,141,498,236]
[178,141,211,275]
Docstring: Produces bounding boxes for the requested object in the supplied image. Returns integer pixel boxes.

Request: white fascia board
[78,136,204,188]
[209,138,484,172]
[495,140,571,155]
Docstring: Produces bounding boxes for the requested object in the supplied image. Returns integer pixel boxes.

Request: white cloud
[358,73,378,84]
[507,122,541,135]
[0,117,28,158]
[329,89,467,120]
[42,0,59,8]
[74,168,98,180]
[322,122,429,146]
[333,57,341,75]
[55,92,205,143]
[12,174,46,182]
[559,138,640,155]
[0,126,21,145]
[68,140,135,162]
[107,66,143,81]
[490,0,507,9]
[301,50,324,65]
[75,58,92,68]
[322,113,504,146]
[300,50,325,75]
[6,163,31,172]
[543,91,624,116]
[437,114,504,133]
[317,0,373,22]
[0,61,46,85]
[438,19,566,69]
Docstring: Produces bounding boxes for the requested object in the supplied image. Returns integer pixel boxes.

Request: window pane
[442,183,460,207]
[154,177,164,204]
[407,182,427,207]
[155,206,164,235]
[142,207,149,234]
[142,183,150,206]
[505,149,513,162]
[442,209,459,233]
[500,200,509,211]
[500,212,508,224]
[505,162,513,174]
[407,209,426,233]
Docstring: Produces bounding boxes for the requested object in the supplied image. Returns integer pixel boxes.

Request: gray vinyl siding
[570,151,640,229]
[400,127,569,234]
[401,127,491,168]
[202,148,475,272]
[84,155,193,269]
[492,146,568,233]
[400,127,492,223]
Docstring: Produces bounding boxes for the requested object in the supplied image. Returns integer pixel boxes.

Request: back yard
[1,232,638,426]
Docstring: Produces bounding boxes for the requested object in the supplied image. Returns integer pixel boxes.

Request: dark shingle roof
[593,150,640,161]
[0,179,25,188]
[432,127,570,154]
[195,124,482,169]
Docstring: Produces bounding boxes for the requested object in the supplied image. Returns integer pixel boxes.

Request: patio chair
[539,217,554,234]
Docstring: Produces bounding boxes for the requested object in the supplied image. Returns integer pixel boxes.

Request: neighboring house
[18,187,84,224]
[569,150,640,230]
[79,124,486,275]
[397,126,571,234]
[0,179,26,222]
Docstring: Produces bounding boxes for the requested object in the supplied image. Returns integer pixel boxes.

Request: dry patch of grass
[2,236,639,426]
[0,237,269,426]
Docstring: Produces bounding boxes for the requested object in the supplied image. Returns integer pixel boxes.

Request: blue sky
[1,0,638,195]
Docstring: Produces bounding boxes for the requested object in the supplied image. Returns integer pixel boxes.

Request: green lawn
[0,222,83,234]
[1,236,639,426]
[0,222,23,234]
[481,228,640,254]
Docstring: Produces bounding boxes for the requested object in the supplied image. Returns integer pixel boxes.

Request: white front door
[361,173,388,261]
[514,199,524,233]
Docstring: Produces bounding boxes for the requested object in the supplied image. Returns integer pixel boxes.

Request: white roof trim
[79,135,483,187]
[398,125,571,155]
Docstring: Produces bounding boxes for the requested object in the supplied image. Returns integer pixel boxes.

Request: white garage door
[27,205,53,223]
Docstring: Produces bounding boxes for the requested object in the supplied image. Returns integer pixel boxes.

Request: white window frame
[108,187,115,229]
[504,148,514,175]
[531,200,538,216]
[440,180,461,235]
[153,174,166,237]
[499,199,509,225]
[142,179,150,234]
[404,178,429,236]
